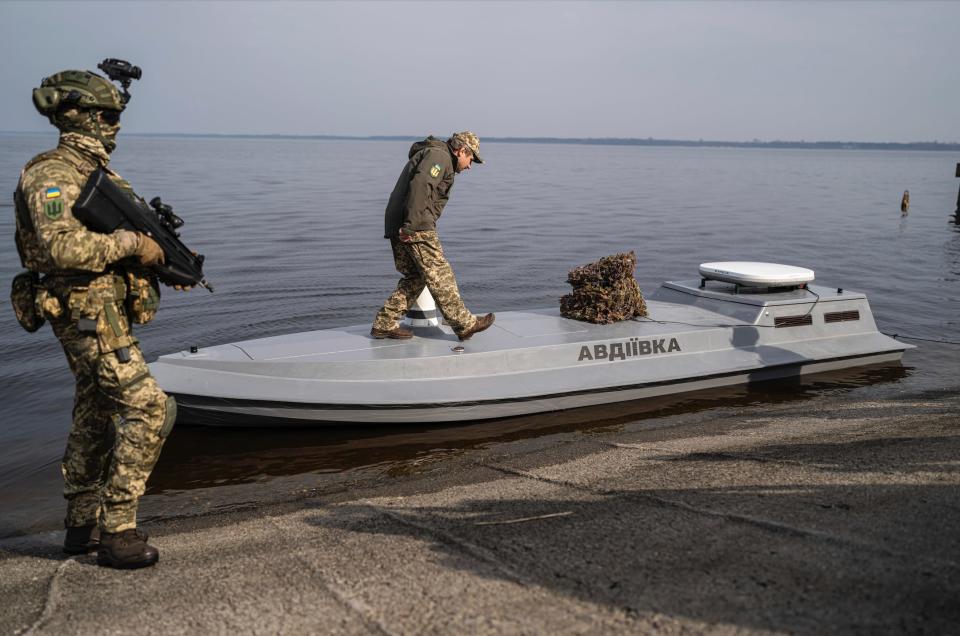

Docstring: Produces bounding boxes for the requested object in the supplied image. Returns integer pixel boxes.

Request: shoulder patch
[44,199,64,219]
[45,187,61,199]
[430,164,442,178]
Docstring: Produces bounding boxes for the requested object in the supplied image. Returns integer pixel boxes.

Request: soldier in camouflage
[13,65,185,569]
[372,132,495,340]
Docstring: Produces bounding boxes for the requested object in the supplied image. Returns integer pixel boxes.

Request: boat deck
[150,281,910,424]
[158,281,875,367]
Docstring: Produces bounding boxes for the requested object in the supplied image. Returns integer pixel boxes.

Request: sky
[1,1,957,143]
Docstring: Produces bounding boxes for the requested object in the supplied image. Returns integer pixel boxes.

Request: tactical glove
[135,233,165,266]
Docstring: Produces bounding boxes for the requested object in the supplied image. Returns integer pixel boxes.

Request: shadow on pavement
[302,432,960,634]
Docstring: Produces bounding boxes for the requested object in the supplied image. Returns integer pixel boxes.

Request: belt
[41,270,126,296]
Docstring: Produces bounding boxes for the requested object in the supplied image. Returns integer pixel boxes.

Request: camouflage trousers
[50,306,174,533]
[373,231,477,335]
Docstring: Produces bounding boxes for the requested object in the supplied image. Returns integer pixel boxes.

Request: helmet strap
[89,110,116,153]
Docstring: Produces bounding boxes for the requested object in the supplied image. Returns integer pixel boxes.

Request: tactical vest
[12,147,160,332]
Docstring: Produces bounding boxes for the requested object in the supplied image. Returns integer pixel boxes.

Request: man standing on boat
[11,62,184,569]
[371,132,495,340]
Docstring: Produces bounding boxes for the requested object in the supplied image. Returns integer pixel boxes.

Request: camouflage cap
[450,131,484,164]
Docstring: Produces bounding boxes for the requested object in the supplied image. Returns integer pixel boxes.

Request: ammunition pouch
[65,275,136,355]
[123,267,161,325]
[10,271,44,332]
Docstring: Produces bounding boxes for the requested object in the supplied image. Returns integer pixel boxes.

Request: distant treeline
[5,131,956,151]
[222,134,960,151]
[368,136,960,152]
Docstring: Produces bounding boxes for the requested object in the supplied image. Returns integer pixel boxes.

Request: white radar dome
[699,262,815,287]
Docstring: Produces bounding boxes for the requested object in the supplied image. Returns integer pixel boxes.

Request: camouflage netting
[560,251,648,324]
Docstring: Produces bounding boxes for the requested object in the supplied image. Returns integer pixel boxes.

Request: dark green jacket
[384,137,456,238]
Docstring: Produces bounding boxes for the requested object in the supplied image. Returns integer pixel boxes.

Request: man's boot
[370,325,414,339]
[63,525,100,555]
[457,313,496,341]
[97,529,159,569]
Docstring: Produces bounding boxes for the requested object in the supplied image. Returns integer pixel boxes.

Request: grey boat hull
[150,281,912,426]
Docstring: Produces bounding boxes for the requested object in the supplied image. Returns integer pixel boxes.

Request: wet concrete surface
[1,384,958,635]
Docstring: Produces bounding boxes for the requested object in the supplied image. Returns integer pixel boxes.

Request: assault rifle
[74,168,213,291]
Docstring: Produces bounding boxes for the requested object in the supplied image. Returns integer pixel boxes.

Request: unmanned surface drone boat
[150,262,913,426]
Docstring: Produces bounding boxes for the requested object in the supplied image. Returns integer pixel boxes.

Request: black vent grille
[774,315,813,328]
[824,310,860,323]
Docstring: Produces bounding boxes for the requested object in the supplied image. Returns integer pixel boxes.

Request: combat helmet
[32,59,140,153]
[32,70,125,116]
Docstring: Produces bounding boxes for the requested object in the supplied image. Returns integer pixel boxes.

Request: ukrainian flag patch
[45,187,61,199]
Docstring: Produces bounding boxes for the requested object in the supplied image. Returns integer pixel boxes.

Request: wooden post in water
[955,163,960,223]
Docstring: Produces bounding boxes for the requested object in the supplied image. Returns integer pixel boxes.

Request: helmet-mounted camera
[97,58,142,104]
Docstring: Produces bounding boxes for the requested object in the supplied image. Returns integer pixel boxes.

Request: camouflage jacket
[14,133,140,276]
[383,137,456,238]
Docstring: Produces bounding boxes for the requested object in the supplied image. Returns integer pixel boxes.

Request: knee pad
[160,395,177,438]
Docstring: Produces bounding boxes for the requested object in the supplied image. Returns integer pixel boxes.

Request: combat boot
[97,529,159,569]
[370,325,414,339]
[457,313,495,341]
[63,524,100,555]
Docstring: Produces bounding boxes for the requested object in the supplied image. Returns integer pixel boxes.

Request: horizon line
[2,130,958,150]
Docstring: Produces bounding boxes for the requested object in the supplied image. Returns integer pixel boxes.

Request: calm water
[1,133,958,537]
